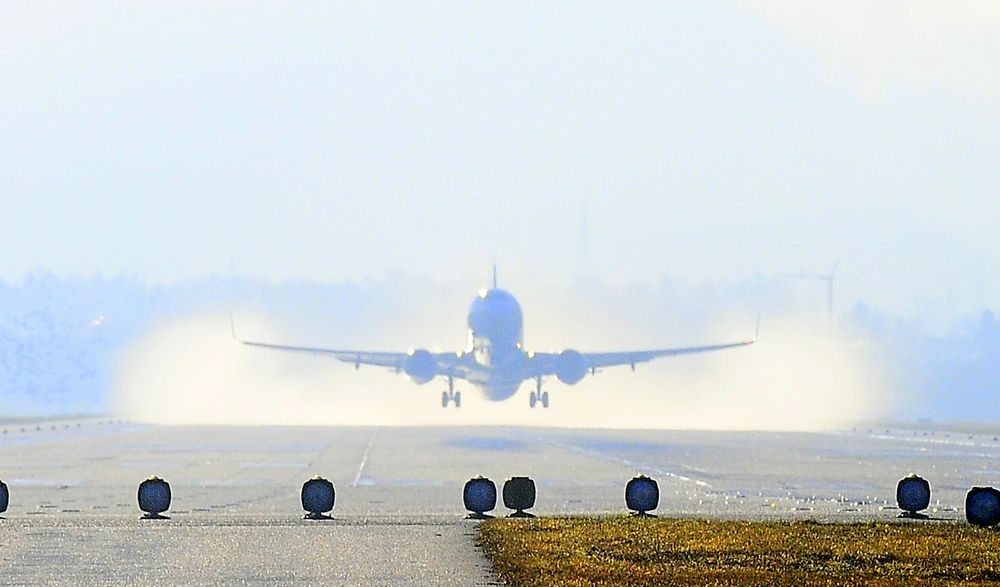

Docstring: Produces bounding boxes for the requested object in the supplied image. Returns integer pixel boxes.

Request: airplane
[234,268,758,408]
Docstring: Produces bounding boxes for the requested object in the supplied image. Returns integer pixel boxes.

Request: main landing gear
[441,377,461,408]
[529,377,549,409]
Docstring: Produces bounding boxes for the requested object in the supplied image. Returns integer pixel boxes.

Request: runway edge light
[896,474,930,518]
[965,487,1000,527]
[301,476,336,520]
[137,476,171,520]
[0,479,8,515]
[625,475,659,517]
[503,476,536,518]
[463,476,497,519]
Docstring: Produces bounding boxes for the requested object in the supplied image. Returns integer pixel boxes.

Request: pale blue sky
[2,1,998,323]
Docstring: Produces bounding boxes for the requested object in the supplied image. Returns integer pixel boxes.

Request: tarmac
[1,418,998,584]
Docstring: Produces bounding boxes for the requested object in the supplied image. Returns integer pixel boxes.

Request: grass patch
[478,517,1000,586]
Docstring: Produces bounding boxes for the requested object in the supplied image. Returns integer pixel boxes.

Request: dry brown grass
[477,517,1000,586]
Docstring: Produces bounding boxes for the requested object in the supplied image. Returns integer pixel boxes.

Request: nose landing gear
[441,377,461,408]
[529,378,549,408]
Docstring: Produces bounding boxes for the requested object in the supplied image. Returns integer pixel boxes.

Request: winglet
[230,311,238,342]
[752,312,761,342]
[492,264,498,289]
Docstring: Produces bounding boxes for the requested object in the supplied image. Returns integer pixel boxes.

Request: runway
[1,419,998,584]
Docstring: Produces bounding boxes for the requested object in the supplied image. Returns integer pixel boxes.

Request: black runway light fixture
[463,476,497,519]
[895,474,931,518]
[966,487,1000,528]
[137,476,171,519]
[301,476,336,520]
[0,479,8,516]
[625,475,660,517]
[503,476,536,518]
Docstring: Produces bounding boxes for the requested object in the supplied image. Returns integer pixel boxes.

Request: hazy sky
[2,1,998,322]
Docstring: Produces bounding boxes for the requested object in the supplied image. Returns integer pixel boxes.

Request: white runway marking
[352,427,379,487]
[539,437,713,488]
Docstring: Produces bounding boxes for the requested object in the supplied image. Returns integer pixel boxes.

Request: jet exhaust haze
[111,280,888,430]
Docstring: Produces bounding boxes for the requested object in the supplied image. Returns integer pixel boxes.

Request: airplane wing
[237,338,469,374]
[583,317,760,370]
[238,339,409,369]
[582,338,755,370]
[231,316,461,373]
[530,319,758,376]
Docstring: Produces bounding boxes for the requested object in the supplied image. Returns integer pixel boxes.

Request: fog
[112,281,885,430]
[2,3,997,427]
[3,2,999,326]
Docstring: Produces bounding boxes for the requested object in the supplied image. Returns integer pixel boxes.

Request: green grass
[478,517,1000,586]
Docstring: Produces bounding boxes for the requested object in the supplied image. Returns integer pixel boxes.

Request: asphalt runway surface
[1,418,998,584]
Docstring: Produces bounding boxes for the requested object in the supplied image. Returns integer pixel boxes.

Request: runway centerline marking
[352,427,379,487]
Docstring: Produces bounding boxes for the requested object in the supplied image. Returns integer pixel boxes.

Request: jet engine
[403,349,436,384]
[555,350,588,385]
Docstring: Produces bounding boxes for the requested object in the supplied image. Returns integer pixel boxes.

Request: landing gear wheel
[529,392,538,408]
[441,376,461,408]
[541,391,549,408]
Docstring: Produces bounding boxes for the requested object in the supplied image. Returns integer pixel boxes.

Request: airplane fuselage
[457,288,531,401]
